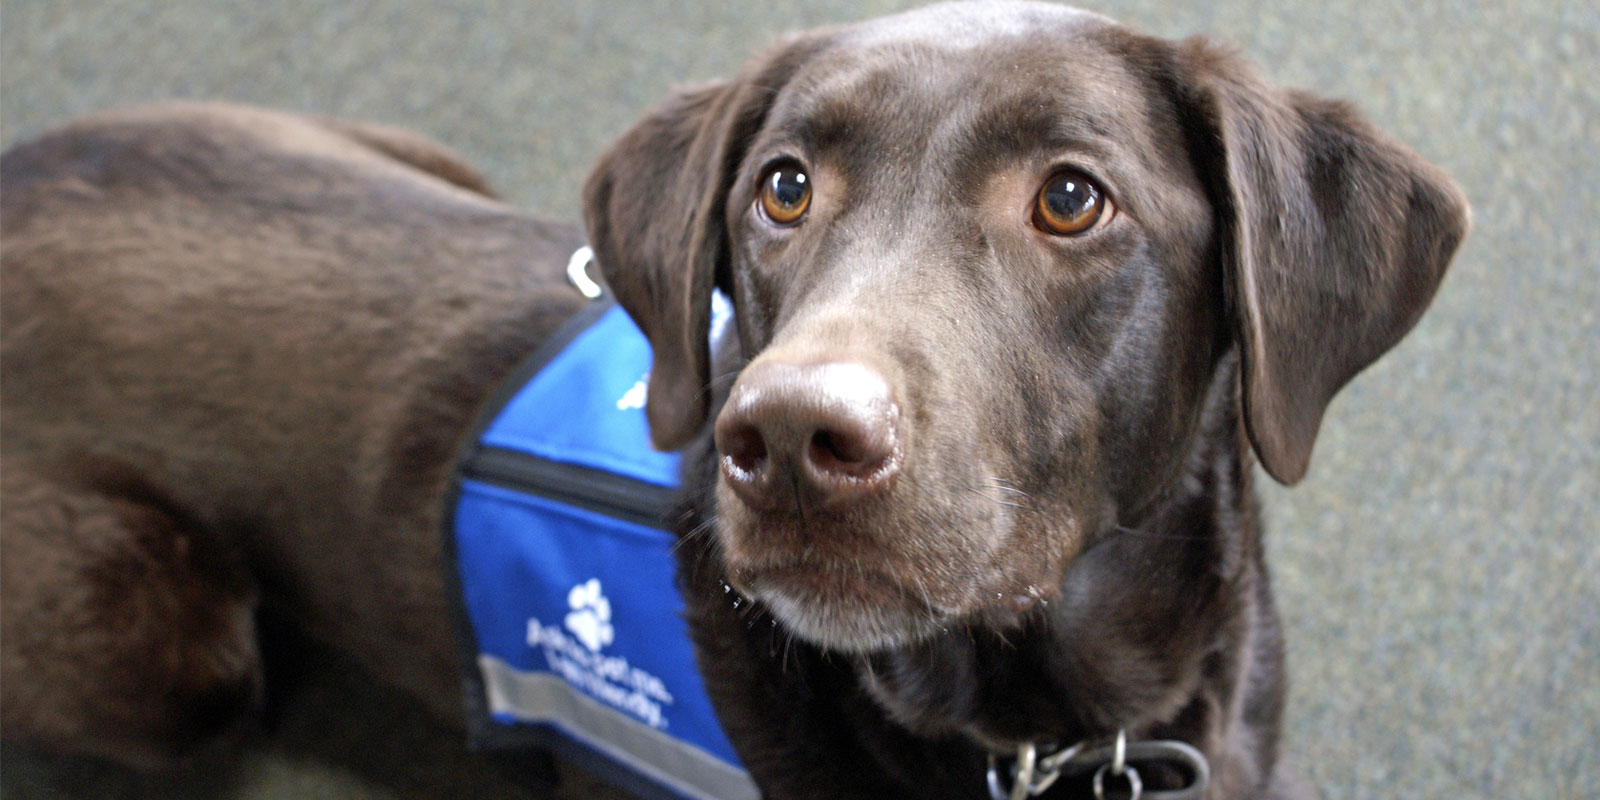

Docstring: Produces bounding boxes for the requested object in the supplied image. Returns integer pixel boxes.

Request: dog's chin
[732,566,947,654]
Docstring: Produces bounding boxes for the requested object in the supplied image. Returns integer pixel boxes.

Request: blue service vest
[444,294,755,800]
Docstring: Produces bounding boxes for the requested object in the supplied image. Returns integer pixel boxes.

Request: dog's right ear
[583,39,822,451]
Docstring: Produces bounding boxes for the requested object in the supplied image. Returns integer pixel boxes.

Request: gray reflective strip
[479,654,760,800]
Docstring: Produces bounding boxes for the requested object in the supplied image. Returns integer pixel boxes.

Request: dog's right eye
[758,164,811,226]
[1033,169,1111,236]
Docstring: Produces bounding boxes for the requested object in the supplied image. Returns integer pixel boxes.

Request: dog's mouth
[727,561,952,653]
[715,505,1055,654]
[712,461,1071,653]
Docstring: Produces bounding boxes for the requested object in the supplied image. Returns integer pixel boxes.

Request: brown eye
[759,164,811,226]
[1034,170,1109,236]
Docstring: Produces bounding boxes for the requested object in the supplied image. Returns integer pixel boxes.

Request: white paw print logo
[616,375,648,411]
[564,578,614,653]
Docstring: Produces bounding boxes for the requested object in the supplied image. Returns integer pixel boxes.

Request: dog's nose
[714,360,902,511]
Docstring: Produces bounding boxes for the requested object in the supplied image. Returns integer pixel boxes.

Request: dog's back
[0,103,585,765]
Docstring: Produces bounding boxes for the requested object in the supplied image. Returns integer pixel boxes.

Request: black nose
[713,360,903,511]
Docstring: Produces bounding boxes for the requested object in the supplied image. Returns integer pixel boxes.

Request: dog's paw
[563,578,614,652]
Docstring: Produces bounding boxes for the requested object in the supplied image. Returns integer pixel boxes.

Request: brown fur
[1,3,1466,798]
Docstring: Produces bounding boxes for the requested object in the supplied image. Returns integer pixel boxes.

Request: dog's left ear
[1173,40,1470,485]
[584,37,826,451]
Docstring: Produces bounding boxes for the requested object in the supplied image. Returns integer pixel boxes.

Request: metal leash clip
[986,730,1209,800]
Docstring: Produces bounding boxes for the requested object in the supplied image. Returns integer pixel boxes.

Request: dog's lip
[730,561,952,652]
[731,559,971,628]
[731,561,928,609]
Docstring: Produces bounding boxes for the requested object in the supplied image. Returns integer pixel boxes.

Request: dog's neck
[855,365,1261,757]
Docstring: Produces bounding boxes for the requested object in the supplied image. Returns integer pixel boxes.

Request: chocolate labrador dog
[1,2,1466,798]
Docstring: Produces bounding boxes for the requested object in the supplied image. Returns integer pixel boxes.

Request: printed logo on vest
[565,578,614,651]
[617,375,648,411]
[526,579,676,729]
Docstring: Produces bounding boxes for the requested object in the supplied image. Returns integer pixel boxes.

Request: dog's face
[709,7,1222,650]
[585,1,1466,653]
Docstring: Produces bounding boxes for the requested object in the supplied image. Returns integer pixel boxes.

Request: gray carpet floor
[2,1,1595,798]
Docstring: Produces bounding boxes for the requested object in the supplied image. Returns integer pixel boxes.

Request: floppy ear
[1177,41,1470,485]
[583,39,822,451]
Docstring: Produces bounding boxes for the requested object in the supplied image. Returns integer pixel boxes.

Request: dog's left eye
[1033,170,1111,236]
[758,164,812,226]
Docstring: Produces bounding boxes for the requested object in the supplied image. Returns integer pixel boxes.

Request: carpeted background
[1,1,1594,798]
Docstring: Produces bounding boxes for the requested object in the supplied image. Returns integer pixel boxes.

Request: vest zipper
[458,444,681,531]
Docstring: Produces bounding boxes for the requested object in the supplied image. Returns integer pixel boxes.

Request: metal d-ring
[1093,760,1144,800]
[1093,730,1142,800]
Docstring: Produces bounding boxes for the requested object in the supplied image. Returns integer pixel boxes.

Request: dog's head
[584,0,1466,653]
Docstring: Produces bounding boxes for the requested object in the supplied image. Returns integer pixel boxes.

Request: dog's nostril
[808,427,887,476]
[811,431,848,466]
[721,424,769,478]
